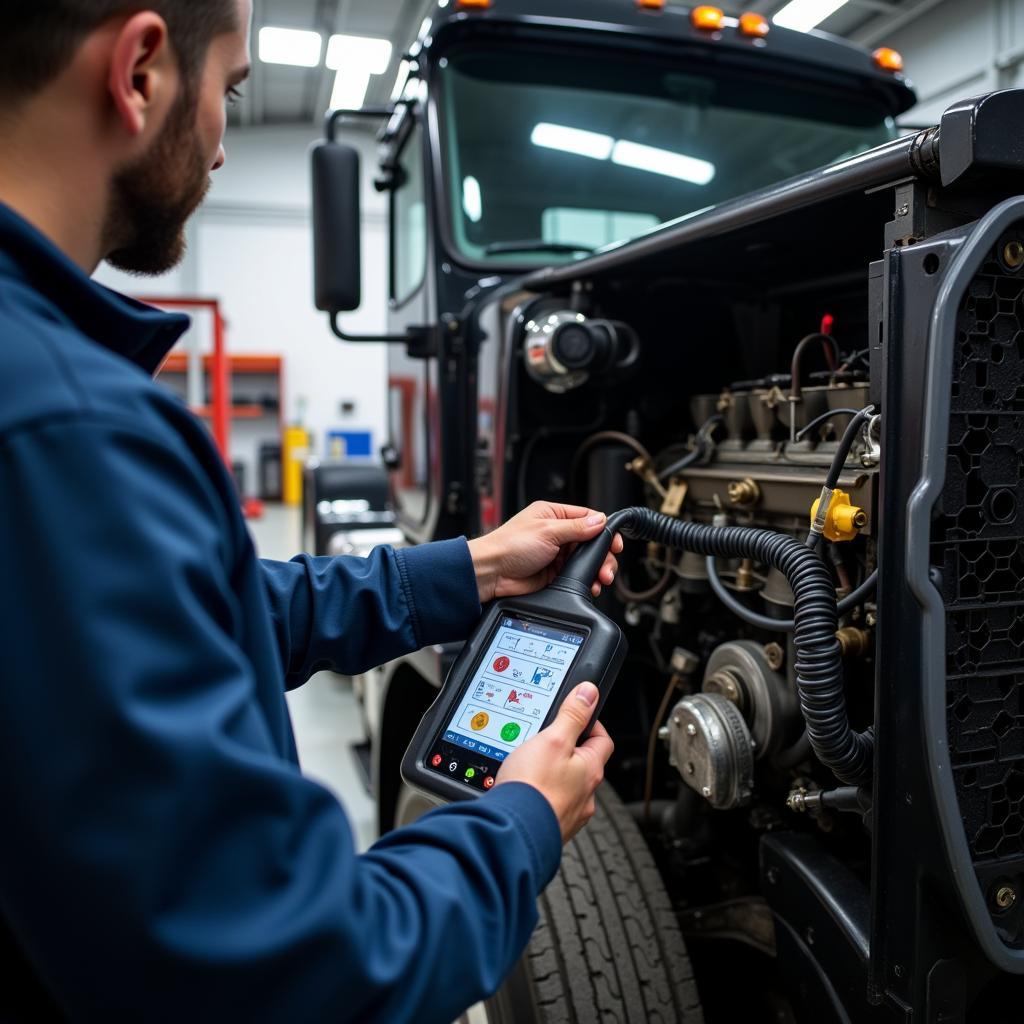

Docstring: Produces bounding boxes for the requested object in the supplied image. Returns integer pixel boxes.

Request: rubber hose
[705,559,878,633]
[556,507,873,785]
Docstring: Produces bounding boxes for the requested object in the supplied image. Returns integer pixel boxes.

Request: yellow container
[283,426,310,506]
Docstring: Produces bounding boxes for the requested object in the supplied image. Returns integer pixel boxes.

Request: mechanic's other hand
[494,682,614,844]
[467,501,624,603]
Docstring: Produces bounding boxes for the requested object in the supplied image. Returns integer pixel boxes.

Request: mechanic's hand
[494,682,613,844]
[468,501,624,603]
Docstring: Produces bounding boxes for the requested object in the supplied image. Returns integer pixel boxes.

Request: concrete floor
[248,503,377,851]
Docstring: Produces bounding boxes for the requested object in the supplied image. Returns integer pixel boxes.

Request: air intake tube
[552,507,873,786]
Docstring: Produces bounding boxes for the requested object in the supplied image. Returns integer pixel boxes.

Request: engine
[513,304,883,981]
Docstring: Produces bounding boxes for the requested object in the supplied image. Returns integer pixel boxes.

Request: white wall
[95,124,390,493]
[862,0,1024,123]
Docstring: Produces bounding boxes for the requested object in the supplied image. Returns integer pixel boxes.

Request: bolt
[995,885,1018,910]
[894,964,904,980]
[686,762,695,776]
[657,726,670,741]
[701,785,712,798]
[670,647,700,676]
[727,478,760,507]
[852,509,868,529]
[705,671,743,707]
[686,722,697,737]
[1004,240,1024,270]
[672,714,681,726]
[763,642,785,671]
[897,203,909,217]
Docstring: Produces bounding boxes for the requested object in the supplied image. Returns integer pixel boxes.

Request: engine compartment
[507,278,885,1013]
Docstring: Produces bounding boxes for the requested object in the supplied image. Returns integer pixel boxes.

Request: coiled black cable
[556,507,873,785]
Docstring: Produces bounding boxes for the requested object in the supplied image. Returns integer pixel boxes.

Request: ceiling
[229,0,939,129]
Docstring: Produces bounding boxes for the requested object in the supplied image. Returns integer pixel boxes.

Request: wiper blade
[483,239,594,256]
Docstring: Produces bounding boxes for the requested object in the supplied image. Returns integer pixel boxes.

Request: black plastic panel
[931,235,1024,948]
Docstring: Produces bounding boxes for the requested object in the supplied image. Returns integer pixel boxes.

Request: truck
[311,1,1024,1020]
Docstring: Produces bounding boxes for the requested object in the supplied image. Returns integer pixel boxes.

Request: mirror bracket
[329,316,439,360]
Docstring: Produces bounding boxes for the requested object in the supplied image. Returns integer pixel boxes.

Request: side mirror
[312,140,362,314]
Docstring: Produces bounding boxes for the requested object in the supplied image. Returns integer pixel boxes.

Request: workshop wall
[95,125,389,490]
[870,0,1024,124]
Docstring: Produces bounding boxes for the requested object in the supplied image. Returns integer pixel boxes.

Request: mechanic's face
[106,0,252,275]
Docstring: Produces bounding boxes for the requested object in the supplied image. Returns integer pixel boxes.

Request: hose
[795,407,860,443]
[705,558,877,633]
[657,413,725,481]
[789,332,839,403]
[555,507,873,785]
[805,404,875,549]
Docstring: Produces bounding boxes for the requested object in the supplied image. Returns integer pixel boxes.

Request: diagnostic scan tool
[402,523,627,802]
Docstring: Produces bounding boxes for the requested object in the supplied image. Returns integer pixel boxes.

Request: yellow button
[471,712,490,731]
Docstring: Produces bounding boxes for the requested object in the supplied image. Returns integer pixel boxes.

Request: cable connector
[810,488,867,542]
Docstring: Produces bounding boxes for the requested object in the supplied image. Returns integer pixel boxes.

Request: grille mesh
[931,238,1024,945]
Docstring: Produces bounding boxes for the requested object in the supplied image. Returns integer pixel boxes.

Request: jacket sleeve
[259,539,482,688]
[0,415,561,1023]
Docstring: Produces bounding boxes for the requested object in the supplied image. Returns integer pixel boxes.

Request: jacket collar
[0,202,190,374]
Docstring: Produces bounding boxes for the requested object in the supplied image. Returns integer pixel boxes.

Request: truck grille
[931,237,1024,947]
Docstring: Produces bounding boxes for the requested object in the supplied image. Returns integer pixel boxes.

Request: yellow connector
[809,488,868,543]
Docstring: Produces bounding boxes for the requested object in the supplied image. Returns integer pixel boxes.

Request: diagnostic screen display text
[426,616,586,791]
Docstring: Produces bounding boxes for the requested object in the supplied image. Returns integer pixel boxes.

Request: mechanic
[0,2,622,1020]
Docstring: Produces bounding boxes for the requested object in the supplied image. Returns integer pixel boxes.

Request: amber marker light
[637,0,666,9]
[739,12,770,37]
[691,5,725,30]
[873,46,904,72]
[457,0,491,8]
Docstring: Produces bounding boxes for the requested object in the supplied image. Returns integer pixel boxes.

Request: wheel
[396,783,703,1024]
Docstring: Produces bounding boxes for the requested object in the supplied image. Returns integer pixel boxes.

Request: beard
[104,90,211,276]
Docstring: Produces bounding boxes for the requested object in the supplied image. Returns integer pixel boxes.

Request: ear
[107,12,175,138]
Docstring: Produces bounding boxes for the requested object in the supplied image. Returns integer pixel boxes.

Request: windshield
[439,44,896,266]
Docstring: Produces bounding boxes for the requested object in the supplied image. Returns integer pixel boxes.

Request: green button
[500,722,522,743]
[464,767,476,779]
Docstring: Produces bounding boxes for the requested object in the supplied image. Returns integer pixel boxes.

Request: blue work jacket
[0,203,561,1021]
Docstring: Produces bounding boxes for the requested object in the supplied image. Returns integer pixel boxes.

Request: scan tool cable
[558,508,873,786]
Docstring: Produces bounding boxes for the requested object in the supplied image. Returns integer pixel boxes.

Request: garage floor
[248,504,377,852]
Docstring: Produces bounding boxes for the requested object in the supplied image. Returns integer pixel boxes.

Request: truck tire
[486,784,703,1024]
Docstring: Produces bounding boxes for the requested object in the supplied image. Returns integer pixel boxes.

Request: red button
[431,754,443,767]
[483,776,495,790]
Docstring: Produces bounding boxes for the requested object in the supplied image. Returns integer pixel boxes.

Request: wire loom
[558,506,874,786]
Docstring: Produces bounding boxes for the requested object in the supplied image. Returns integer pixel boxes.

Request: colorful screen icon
[500,721,522,743]
[493,656,510,673]
[471,711,489,731]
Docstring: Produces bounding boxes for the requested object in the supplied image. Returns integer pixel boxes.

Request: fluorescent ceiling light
[772,0,850,32]
[330,69,372,111]
[611,140,715,185]
[463,176,483,223]
[326,34,393,75]
[531,123,613,161]
[391,59,412,102]
[258,27,323,68]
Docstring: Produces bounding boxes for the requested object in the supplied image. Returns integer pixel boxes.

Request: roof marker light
[636,0,666,9]
[739,12,770,37]
[873,47,904,72]
[691,6,725,31]
[457,0,491,8]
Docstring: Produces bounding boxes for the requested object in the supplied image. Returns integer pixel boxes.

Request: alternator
[667,692,755,810]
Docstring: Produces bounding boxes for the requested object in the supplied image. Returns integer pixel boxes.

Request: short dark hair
[0,1,238,101]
